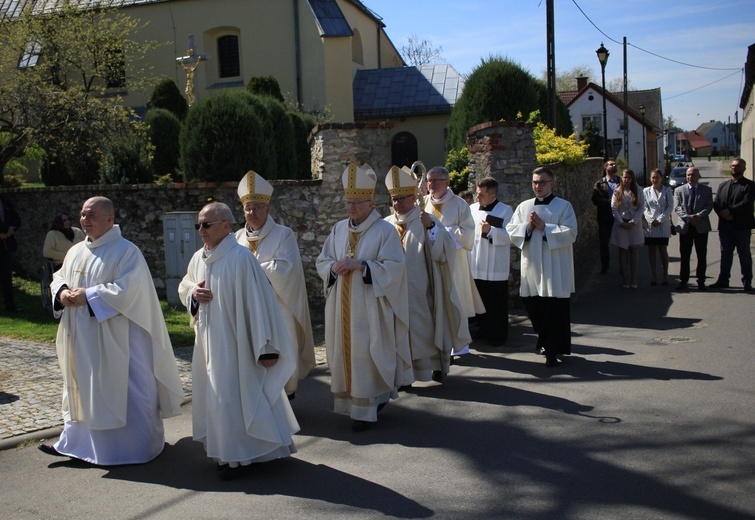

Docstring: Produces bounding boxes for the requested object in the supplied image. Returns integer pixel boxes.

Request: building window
[217,35,240,78]
[582,115,602,133]
[712,137,718,143]
[18,40,41,69]
[105,47,126,89]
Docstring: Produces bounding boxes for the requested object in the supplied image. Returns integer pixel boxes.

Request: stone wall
[1,123,394,302]
[466,121,602,294]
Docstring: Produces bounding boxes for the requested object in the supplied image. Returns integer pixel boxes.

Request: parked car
[668,167,688,188]
[672,153,689,162]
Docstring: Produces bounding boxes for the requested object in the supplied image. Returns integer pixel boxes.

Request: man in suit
[673,167,713,291]
[591,160,620,274]
[711,158,755,292]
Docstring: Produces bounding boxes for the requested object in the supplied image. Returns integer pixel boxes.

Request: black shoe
[710,281,729,289]
[675,282,688,291]
[431,370,446,384]
[398,384,413,391]
[745,284,754,293]
[218,465,244,481]
[352,420,371,432]
[377,401,387,413]
[698,283,707,291]
[545,355,558,367]
[38,443,67,458]
[287,392,296,401]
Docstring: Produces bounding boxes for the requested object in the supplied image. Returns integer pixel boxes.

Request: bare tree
[400,34,443,67]
[540,64,594,92]
[607,76,632,93]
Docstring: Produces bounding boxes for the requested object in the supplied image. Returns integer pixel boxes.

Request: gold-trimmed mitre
[237,170,273,205]
[342,163,377,199]
[385,165,418,197]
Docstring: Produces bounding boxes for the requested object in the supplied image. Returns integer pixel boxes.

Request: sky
[365,0,755,132]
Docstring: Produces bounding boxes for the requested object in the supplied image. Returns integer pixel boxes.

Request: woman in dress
[643,169,673,286]
[610,169,645,288]
[42,213,85,270]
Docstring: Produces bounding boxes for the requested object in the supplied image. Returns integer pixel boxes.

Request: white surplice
[179,234,299,466]
[51,225,184,465]
[235,216,316,395]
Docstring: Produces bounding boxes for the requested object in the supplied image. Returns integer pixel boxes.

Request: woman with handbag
[643,169,673,286]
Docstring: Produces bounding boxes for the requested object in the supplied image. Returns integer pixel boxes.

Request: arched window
[217,35,240,78]
[392,132,418,168]
[351,28,364,65]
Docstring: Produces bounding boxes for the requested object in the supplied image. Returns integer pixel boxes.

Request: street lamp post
[639,104,647,183]
[596,43,610,160]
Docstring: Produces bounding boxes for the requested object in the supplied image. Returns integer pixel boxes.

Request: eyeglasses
[391,195,413,203]
[345,200,371,208]
[195,220,226,230]
[532,180,553,186]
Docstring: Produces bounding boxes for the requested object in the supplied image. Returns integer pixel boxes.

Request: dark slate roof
[307,0,352,37]
[353,64,464,119]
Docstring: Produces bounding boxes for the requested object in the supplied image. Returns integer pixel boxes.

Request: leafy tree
[179,92,269,182]
[400,34,443,67]
[534,80,575,137]
[246,76,285,103]
[147,79,188,121]
[580,121,603,157]
[0,1,160,184]
[447,56,540,150]
[608,76,632,93]
[145,108,181,178]
[446,147,469,193]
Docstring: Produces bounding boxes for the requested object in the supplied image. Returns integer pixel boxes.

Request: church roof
[353,64,464,119]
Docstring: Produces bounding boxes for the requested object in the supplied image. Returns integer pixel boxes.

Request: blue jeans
[717,229,752,285]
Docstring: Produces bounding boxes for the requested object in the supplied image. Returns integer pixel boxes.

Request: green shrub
[179,92,269,182]
[447,56,540,150]
[100,131,154,184]
[147,79,189,121]
[145,108,181,177]
[260,97,297,179]
[289,111,316,179]
[246,76,285,103]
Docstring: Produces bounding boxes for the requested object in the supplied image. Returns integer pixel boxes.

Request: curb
[0,426,63,452]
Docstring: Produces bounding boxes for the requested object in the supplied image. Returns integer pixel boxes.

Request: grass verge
[1,276,195,348]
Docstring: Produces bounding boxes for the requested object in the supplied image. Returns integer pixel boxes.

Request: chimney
[576,76,588,91]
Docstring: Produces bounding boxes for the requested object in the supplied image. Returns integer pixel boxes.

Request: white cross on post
[176,35,209,106]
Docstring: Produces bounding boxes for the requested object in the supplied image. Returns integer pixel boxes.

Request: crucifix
[176,35,209,106]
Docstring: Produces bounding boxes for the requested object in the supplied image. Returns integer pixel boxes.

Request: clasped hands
[59,288,87,307]
[528,211,545,232]
[331,258,362,276]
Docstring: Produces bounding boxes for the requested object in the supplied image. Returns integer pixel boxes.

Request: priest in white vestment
[470,177,514,346]
[316,163,412,432]
[423,166,484,357]
[234,170,316,399]
[506,167,577,367]
[40,197,184,466]
[384,166,470,383]
[179,202,299,480]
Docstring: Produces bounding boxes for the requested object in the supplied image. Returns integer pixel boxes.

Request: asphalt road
[1,160,753,519]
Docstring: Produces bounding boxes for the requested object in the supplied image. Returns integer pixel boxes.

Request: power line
[662,69,743,101]
[569,0,743,72]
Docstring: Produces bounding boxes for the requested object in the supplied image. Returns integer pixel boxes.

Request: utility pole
[546,0,556,128]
